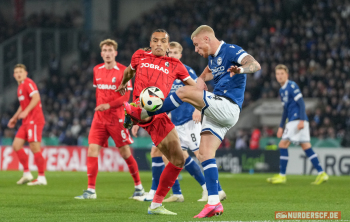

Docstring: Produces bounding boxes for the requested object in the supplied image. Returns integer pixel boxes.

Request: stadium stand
[1,0,349,147]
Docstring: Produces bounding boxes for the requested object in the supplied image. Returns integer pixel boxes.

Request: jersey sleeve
[130,50,143,70]
[176,62,191,82]
[93,67,97,87]
[25,80,39,98]
[290,82,303,101]
[227,44,249,65]
[127,80,133,91]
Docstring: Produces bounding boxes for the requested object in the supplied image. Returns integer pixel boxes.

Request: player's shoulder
[24,77,35,85]
[94,63,105,70]
[225,43,244,54]
[116,62,127,70]
[134,49,148,56]
[287,80,299,89]
[183,64,197,77]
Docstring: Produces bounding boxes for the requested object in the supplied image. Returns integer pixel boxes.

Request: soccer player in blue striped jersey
[267,64,329,185]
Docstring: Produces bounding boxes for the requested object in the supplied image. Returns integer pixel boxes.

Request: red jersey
[93,63,133,125]
[130,49,190,100]
[17,78,45,125]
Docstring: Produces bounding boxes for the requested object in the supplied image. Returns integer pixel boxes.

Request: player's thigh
[202,91,240,127]
[12,137,26,151]
[88,120,109,147]
[198,131,222,162]
[158,128,184,167]
[278,139,291,148]
[88,144,102,157]
[29,142,41,153]
[25,124,44,143]
[151,145,163,157]
[176,86,205,110]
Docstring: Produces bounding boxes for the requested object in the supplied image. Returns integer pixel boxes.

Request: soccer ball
[140,86,164,112]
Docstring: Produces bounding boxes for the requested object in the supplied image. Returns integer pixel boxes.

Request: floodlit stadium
[0,0,349,221]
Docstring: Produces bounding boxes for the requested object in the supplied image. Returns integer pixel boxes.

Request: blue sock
[148,92,184,116]
[201,159,219,196]
[280,148,288,175]
[218,181,222,191]
[304,148,323,173]
[184,156,206,186]
[151,157,164,191]
[172,179,182,195]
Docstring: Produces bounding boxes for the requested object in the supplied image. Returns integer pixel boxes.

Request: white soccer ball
[140,86,164,112]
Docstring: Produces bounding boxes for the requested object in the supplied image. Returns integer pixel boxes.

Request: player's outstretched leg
[302,144,329,185]
[27,142,47,186]
[75,156,98,199]
[267,147,288,184]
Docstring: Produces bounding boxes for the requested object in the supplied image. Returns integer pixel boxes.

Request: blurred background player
[8,64,47,186]
[117,29,197,215]
[267,64,329,185]
[124,25,261,218]
[75,39,144,199]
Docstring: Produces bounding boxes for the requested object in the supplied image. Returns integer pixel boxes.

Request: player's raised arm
[227,54,261,77]
[117,65,136,95]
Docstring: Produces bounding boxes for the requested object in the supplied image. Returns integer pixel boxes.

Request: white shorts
[282,120,310,144]
[175,120,201,152]
[201,91,240,141]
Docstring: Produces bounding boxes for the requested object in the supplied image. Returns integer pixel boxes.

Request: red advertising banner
[0,146,129,172]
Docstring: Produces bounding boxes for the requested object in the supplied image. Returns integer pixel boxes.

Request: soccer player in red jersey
[7,64,47,186]
[115,29,197,215]
[75,39,144,199]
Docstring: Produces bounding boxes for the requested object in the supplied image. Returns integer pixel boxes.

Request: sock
[172,179,182,195]
[147,92,184,117]
[135,184,143,190]
[125,155,141,186]
[202,159,220,205]
[304,148,323,173]
[280,148,288,175]
[202,184,207,192]
[151,157,165,191]
[184,156,206,187]
[34,151,45,176]
[87,157,98,190]
[16,149,29,173]
[218,181,222,192]
[152,162,182,206]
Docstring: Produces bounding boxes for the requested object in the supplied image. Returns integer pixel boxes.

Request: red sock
[153,162,182,204]
[87,157,98,189]
[16,149,29,172]
[34,151,46,176]
[125,155,141,186]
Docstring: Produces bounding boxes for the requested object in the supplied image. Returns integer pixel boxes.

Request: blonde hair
[14,64,27,71]
[99,39,118,51]
[169,41,183,53]
[191,25,215,40]
[275,64,289,73]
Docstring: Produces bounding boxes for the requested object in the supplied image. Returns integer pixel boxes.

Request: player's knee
[171,157,185,168]
[12,143,22,151]
[278,140,289,148]
[176,86,187,99]
[88,144,100,157]
[151,146,162,157]
[119,145,131,159]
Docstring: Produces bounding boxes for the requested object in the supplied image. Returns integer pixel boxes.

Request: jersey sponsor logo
[18,95,25,101]
[96,84,117,90]
[171,84,183,91]
[140,63,169,74]
[112,77,116,83]
[217,57,222,65]
[211,66,225,75]
[236,49,244,55]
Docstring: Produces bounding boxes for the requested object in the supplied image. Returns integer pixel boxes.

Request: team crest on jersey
[112,77,116,83]
[217,57,222,65]
[165,62,169,67]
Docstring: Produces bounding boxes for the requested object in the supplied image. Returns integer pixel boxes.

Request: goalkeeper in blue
[267,64,329,185]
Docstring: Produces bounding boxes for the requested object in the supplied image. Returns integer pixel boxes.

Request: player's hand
[18,110,29,120]
[7,118,17,128]
[276,127,283,138]
[131,125,139,137]
[192,109,201,124]
[227,66,243,77]
[196,77,208,91]
[95,103,111,111]
[116,83,128,95]
[297,121,304,130]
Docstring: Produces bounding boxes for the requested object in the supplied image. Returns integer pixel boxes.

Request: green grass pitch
[0,171,349,221]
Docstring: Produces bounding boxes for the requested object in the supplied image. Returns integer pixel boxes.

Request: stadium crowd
[1,0,350,147]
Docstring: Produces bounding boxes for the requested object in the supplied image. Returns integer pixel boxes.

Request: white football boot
[17,172,34,185]
[27,176,47,186]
